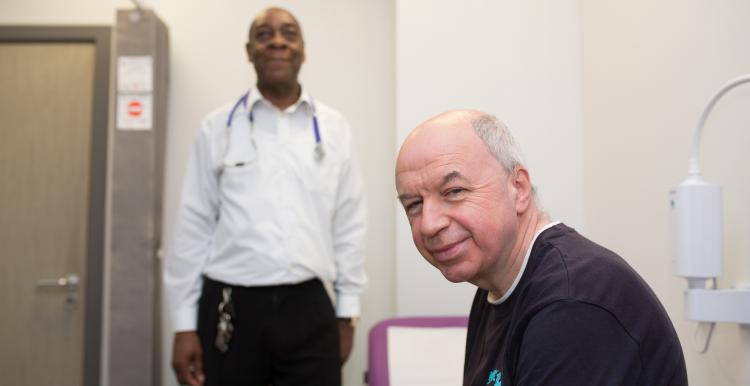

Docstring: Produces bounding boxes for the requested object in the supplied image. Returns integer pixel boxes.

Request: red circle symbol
[127,100,143,117]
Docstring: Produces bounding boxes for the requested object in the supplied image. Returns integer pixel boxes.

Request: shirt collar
[246,84,312,114]
[487,220,562,305]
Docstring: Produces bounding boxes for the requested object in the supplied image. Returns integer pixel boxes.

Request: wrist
[337,316,359,328]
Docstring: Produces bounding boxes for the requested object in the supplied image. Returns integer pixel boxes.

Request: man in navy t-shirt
[395,109,687,385]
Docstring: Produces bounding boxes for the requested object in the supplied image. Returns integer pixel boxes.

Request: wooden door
[0,27,109,386]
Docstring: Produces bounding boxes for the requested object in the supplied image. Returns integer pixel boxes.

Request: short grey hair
[469,113,525,173]
[469,112,543,209]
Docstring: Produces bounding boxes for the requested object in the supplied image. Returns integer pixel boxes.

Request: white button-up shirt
[165,86,367,332]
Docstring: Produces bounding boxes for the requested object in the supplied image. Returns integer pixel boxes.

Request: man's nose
[269,31,289,47]
[420,200,449,238]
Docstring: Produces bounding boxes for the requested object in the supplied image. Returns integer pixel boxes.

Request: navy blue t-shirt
[464,224,687,386]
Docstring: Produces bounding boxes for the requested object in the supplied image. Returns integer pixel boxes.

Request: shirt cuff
[172,305,198,332]
[335,293,361,318]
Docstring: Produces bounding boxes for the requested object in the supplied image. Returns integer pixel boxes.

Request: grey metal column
[109,9,169,386]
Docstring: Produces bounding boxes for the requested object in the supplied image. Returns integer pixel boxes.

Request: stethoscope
[222,90,325,171]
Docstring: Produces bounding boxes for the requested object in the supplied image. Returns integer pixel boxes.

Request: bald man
[165,7,367,386]
[395,110,687,385]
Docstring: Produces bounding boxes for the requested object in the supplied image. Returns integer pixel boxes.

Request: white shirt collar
[487,221,562,304]
[246,84,312,114]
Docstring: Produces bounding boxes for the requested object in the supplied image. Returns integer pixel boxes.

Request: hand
[171,331,205,386]
[337,319,355,364]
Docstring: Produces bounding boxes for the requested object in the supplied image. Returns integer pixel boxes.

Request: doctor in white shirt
[164,7,367,386]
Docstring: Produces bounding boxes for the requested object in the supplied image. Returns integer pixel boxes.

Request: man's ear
[512,166,533,214]
[245,42,255,63]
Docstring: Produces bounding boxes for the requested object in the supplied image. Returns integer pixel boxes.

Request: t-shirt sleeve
[515,300,641,386]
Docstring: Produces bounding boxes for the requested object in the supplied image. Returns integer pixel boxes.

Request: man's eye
[255,30,272,41]
[405,201,422,215]
[282,29,299,40]
[446,188,465,196]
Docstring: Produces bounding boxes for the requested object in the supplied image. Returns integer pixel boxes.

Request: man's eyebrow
[256,22,298,28]
[396,192,418,202]
[442,170,467,186]
[396,170,466,201]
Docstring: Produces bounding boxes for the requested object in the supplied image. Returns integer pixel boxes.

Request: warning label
[117,94,153,130]
[128,100,143,116]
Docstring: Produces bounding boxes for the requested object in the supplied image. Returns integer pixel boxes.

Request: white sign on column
[118,56,153,92]
[116,55,154,130]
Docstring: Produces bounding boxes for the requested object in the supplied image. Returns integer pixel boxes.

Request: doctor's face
[246,8,305,87]
[395,113,523,286]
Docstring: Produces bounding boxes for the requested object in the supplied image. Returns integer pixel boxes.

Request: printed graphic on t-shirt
[487,369,502,386]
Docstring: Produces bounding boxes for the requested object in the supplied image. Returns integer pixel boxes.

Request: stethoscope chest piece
[314,143,325,162]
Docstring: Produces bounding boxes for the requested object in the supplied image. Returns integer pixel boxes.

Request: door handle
[36,273,80,291]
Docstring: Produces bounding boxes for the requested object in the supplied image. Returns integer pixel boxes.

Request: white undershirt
[488,221,562,304]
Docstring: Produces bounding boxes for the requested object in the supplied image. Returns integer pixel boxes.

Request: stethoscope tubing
[225,90,324,156]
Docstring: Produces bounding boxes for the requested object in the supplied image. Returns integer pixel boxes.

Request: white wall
[396,1,750,384]
[395,0,585,316]
[0,1,395,386]
[580,2,750,384]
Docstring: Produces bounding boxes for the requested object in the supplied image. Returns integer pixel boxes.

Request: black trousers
[198,277,341,386]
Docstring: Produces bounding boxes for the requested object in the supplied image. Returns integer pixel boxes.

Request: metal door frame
[0,25,110,386]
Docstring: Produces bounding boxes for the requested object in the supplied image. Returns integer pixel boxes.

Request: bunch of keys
[215,287,235,353]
